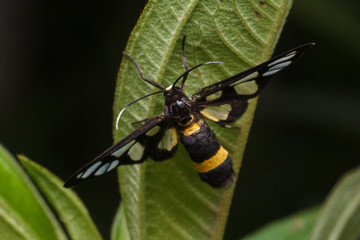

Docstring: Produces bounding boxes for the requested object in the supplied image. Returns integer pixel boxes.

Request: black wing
[191,43,314,102]
[196,88,249,126]
[192,43,314,125]
[64,114,178,188]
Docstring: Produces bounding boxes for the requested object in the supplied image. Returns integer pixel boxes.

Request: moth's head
[163,86,193,126]
[164,86,185,101]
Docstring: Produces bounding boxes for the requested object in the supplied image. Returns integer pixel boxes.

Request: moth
[64,37,314,188]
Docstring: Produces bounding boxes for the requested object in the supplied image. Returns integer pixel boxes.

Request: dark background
[1,0,359,239]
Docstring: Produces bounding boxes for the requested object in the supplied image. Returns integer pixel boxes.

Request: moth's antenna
[115,90,164,130]
[181,36,190,71]
[123,52,165,90]
[176,36,224,89]
[180,36,190,89]
[172,61,224,89]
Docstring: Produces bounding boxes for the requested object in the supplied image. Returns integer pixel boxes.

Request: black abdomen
[180,119,235,188]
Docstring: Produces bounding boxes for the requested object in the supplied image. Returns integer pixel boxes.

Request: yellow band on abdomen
[183,122,201,136]
[193,146,228,173]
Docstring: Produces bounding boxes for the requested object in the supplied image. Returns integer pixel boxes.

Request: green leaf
[0,144,66,240]
[113,0,294,239]
[310,166,360,240]
[111,205,130,240]
[18,155,103,240]
[243,207,319,240]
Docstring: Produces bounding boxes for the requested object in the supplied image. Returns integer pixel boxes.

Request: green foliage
[3,1,359,240]
[245,166,360,240]
[0,144,66,240]
[19,155,102,240]
[244,207,319,240]
[111,205,130,240]
[2,140,360,239]
[113,0,294,239]
[309,166,360,240]
[0,144,101,240]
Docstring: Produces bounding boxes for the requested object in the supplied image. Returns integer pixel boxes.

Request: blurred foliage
[244,207,319,240]
[0,0,359,239]
[0,145,101,240]
[310,166,360,240]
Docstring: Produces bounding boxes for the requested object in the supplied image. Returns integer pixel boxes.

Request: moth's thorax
[163,86,194,126]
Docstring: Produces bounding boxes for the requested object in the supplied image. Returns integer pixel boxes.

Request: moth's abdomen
[180,119,235,188]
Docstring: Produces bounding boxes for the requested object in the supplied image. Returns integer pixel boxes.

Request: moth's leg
[217,121,239,129]
[131,114,165,126]
[131,118,150,126]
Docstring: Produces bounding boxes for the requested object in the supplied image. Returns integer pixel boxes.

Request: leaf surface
[243,207,319,240]
[310,166,360,240]
[19,155,102,240]
[0,145,66,240]
[113,0,294,239]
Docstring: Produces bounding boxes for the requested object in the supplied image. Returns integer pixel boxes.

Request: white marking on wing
[157,128,178,151]
[263,69,282,77]
[107,160,119,172]
[82,161,102,178]
[233,81,258,95]
[127,142,144,161]
[95,163,110,176]
[286,51,296,56]
[229,72,259,87]
[146,125,161,136]
[268,54,295,67]
[112,141,134,157]
[268,61,292,71]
